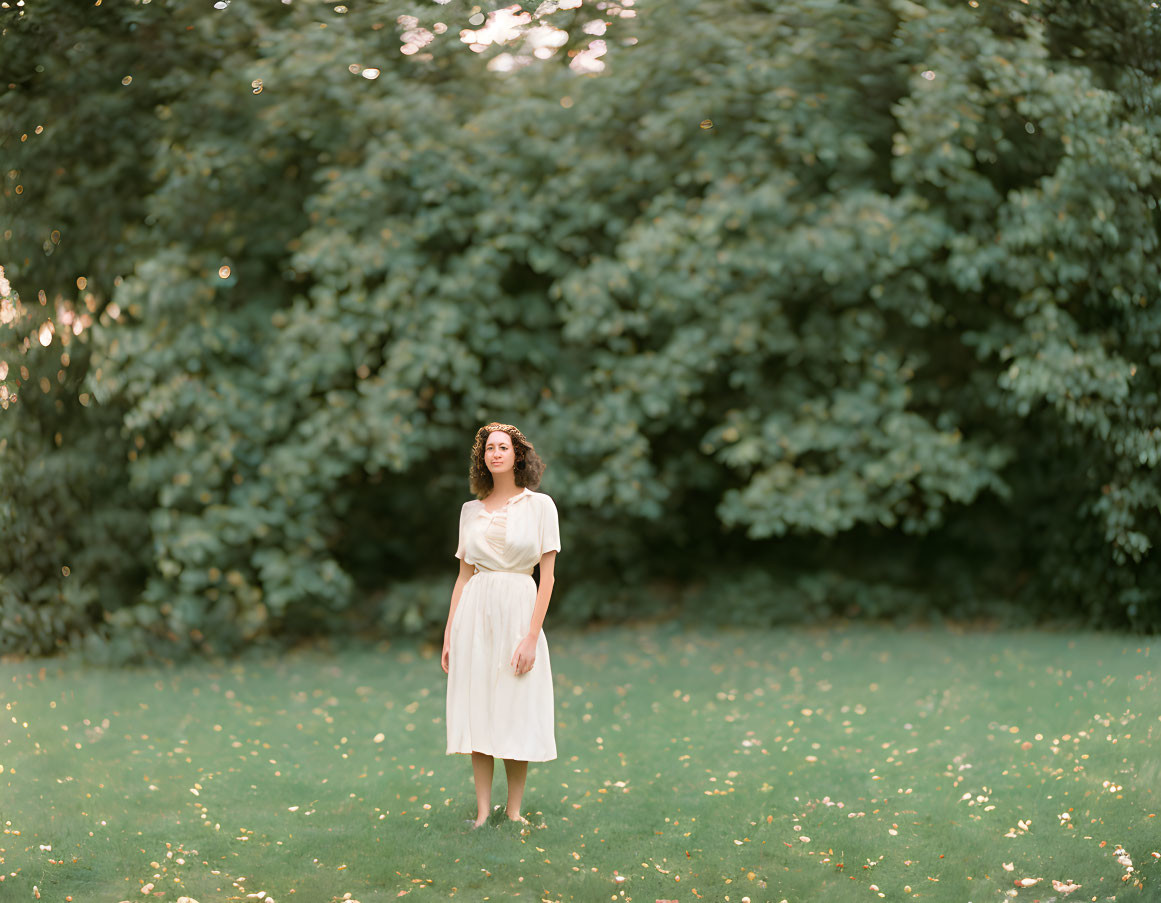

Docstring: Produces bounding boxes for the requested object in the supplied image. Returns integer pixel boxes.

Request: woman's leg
[502,758,528,821]
[471,752,494,827]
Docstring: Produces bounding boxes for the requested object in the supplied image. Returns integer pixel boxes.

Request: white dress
[445,486,560,762]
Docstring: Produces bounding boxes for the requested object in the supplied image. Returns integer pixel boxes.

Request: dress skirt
[446,570,557,761]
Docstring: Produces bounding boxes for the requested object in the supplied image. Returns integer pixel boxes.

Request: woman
[442,422,561,829]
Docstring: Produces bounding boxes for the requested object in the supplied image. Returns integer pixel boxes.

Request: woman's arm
[511,550,556,676]
[442,559,477,674]
[525,550,557,639]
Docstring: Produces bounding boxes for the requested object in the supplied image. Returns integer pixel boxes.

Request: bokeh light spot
[570,39,607,73]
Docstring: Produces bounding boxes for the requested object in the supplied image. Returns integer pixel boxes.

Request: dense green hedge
[1,0,1159,662]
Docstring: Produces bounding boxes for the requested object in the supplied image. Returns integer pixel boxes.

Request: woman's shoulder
[526,488,557,509]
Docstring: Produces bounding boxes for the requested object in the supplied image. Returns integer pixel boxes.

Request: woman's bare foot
[506,810,529,825]
[472,813,488,828]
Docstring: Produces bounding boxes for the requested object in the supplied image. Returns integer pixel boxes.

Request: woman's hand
[441,629,451,674]
[510,633,537,676]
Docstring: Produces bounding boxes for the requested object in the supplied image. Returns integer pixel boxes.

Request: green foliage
[1,0,1159,660]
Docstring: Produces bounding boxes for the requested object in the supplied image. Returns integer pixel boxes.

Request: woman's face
[484,430,516,477]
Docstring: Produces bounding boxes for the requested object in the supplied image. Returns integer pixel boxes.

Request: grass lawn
[1,622,1158,903]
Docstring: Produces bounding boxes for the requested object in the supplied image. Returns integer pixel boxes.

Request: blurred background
[1,0,1159,663]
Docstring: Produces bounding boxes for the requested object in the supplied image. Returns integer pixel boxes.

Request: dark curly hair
[469,422,546,499]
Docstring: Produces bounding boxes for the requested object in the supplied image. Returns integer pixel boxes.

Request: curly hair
[469,422,546,499]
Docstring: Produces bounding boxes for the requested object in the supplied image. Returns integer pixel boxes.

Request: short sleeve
[538,493,561,556]
[455,501,472,561]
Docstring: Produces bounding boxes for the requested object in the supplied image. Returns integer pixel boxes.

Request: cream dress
[445,486,560,762]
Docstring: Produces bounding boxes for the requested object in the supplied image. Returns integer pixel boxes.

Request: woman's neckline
[480,487,530,514]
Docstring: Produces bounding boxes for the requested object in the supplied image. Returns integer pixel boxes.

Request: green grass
[1,622,1159,903]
